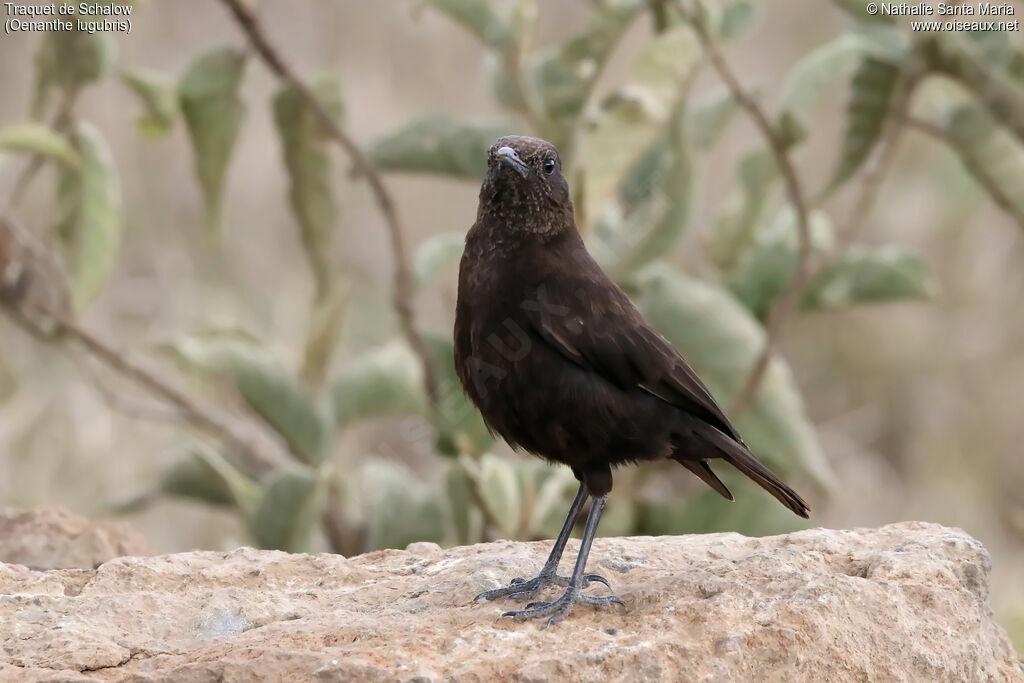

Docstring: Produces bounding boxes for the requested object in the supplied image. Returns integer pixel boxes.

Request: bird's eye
[543,158,556,175]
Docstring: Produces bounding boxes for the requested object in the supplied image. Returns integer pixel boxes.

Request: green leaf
[368,115,508,180]
[360,460,446,551]
[689,88,737,152]
[426,0,511,49]
[827,57,900,192]
[933,104,1024,226]
[779,29,905,136]
[121,68,178,139]
[33,29,115,117]
[779,34,869,127]
[918,34,1024,146]
[426,334,495,456]
[300,284,350,388]
[611,115,693,276]
[0,122,80,168]
[57,122,122,311]
[160,445,261,514]
[725,206,834,320]
[710,149,777,272]
[635,265,835,489]
[414,231,465,288]
[166,336,331,465]
[445,459,481,545]
[273,72,343,299]
[179,47,247,233]
[464,453,521,538]
[716,0,757,40]
[250,466,323,552]
[497,0,643,151]
[582,24,700,220]
[331,340,427,427]
[231,354,332,466]
[804,246,937,309]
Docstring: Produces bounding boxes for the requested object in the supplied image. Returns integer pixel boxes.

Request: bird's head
[477,135,573,237]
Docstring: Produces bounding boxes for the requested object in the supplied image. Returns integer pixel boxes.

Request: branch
[684,11,813,416]
[0,213,291,473]
[218,0,440,409]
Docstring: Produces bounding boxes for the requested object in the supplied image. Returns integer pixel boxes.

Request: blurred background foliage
[1,0,1023,647]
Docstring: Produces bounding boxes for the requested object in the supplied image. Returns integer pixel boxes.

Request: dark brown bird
[455,135,809,625]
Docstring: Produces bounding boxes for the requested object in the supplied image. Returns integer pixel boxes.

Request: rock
[0,521,1020,681]
[0,507,153,570]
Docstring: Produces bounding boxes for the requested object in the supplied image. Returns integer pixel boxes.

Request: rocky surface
[0,521,1020,682]
[0,507,152,571]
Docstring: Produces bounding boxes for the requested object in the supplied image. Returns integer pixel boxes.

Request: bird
[454,135,809,625]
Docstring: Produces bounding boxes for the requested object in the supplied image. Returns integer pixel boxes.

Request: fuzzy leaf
[612,116,693,275]
[726,207,834,320]
[179,47,247,233]
[161,446,261,515]
[445,459,480,545]
[635,265,834,489]
[935,104,1024,226]
[331,340,427,427]
[250,466,322,552]
[166,336,331,465]
[414,231,465,288]
[361,460,446,551]
[717,0,757,40]
[498,0,643,151]
[828,57,900,192]
[711,149,777,272]
[121,68,178,139]
[918,34,1024,146]
[369,115,508,180]
[426,334,494,456]
[474,453,521,538]
[57,123,122,311]
[779,28,905,137]
[689,88,737,151]
[33,29,114,117]
[427,0,511,49]
[273,73,343,299]
[804,247,937,309]
[0,122,80,168]
[231,354,332,466]
[583,24,700,220]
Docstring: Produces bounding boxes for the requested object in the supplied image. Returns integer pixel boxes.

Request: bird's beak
[495,146,529,178]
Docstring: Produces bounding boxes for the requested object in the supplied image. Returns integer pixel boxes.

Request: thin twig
[904,115,1024,232]
[218,0,440,409]
[684,10,813,416]
[52,312,291,471]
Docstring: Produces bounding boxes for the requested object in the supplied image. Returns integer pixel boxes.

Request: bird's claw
[475,571,612,602]
[501,587,625,626]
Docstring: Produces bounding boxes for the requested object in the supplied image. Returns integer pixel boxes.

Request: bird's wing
[521,270,743,443]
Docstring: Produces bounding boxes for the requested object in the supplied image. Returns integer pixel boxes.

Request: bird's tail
[675,423,811,519]
[724,445,810,518]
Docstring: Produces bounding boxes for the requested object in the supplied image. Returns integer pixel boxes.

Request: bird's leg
[474,481,610,602]
[501,494,625,626]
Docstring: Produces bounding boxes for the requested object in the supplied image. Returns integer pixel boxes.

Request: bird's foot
[501,586,625,626]
[475,571,610,602]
